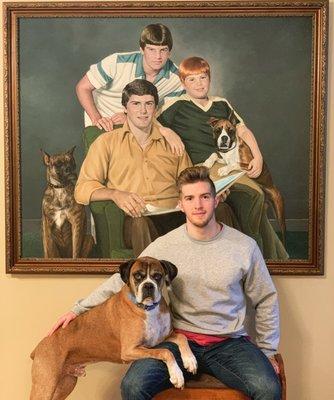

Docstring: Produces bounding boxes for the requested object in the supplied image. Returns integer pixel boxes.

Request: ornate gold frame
[4,1,328,274]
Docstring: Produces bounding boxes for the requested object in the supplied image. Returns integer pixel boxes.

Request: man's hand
[112,190,146,218]
[111,112,127,126]
[247,156,263,178]
[269,356,280,375]
[47,311,77,337]
[92,116,114,132]
[159,126,185,156]
[217,189,230,202]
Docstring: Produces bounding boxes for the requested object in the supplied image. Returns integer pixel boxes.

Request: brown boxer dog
[204,113,286,246]
[30,257,197,400]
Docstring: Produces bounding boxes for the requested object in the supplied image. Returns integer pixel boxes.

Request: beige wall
[1,1,333,398]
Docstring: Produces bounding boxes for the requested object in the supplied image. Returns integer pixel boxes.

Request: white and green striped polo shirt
[85,50,185,126]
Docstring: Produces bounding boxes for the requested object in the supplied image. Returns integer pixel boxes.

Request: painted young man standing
[50,166,281,400]
[76,23,184,152]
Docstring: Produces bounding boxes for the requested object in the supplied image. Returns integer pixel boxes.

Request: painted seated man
[74,79,193,257]
[157,56,288,260]
[76,23,185,153]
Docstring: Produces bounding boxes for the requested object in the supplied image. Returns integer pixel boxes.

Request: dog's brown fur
[30,257,197,400]
[41,146,94,258]
[208,116,286,246]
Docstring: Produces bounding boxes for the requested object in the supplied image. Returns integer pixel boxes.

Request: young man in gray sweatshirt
[49,166,281,400]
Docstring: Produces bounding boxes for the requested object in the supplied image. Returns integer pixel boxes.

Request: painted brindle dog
[41,146,94,258]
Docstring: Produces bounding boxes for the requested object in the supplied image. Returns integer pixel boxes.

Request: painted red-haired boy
[157,57,287,259]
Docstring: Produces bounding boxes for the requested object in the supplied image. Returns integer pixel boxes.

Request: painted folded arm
[236,124,263,178]
[74,133,114,205]
[76,53,119,131]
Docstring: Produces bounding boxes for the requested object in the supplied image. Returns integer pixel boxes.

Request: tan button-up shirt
[75,122,192,208]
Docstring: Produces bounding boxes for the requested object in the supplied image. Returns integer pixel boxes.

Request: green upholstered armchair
[83,126,134,259]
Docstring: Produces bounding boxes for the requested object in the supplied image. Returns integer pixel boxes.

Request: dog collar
[136,302,160,311]
[128,293,160,311]
[220,141,237,153]
[47,181,70,189]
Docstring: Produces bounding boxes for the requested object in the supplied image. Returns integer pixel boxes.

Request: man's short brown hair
[121,79,159,108]
[177,166,216,196]
[140,24,173,51]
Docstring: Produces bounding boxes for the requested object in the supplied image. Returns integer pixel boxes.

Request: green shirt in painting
[157,94,244,164]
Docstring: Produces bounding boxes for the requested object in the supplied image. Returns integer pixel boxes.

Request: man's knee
[249,373,281,400]
[121,372,148,400]
[120,359,161,400]
[120,349,175,400]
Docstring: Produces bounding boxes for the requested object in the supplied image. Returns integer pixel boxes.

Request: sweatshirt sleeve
[244,244,280,357]
[71,273,124,315]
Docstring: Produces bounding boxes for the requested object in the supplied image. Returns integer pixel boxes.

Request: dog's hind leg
[80,234,95,258]
[30,367,60,400]
[30,343,66,400]
[42,216,60,258]
[263,185,287,246]
[52,375,78,400]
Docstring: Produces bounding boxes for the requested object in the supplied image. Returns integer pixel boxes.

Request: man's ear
[214,194,220,209]
[178,199,184,213]
[159,260,178,286]
[40,149,50,166]
[119,259,136,284]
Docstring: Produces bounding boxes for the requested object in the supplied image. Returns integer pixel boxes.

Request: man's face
[125,94,157,131]
[182,72,210,100]
[141,44,170,73]
[178,181,219,228]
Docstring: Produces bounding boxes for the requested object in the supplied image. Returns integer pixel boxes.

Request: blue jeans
[121,337,281,400]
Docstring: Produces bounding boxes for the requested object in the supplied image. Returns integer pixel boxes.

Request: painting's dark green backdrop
[19,16,312,253]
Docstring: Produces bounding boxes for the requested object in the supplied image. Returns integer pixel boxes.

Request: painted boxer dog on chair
[203,112,286,245]
[30,257,197,400]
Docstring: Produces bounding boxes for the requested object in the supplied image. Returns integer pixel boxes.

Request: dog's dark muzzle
[142,282,155,299]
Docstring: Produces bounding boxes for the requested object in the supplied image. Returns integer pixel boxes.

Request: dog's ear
[40,149,50,165]
[119,259,136,284]
[159,260,178,286]
[67,146,76,156]
[208,117,219,128]
[228,110,238,127]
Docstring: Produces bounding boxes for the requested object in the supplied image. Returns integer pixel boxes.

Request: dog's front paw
[169,362,185,389]
[182,353,198,375]
[218,166,229,176]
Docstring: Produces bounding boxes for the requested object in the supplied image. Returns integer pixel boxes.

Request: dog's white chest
[220,145,240,165]
[144,309,172,347]
[54,210,66,228]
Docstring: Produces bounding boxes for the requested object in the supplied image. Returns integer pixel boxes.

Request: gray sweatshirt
[72,224,279,357]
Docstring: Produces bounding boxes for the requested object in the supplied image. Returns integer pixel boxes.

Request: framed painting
[4,0,328,274]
